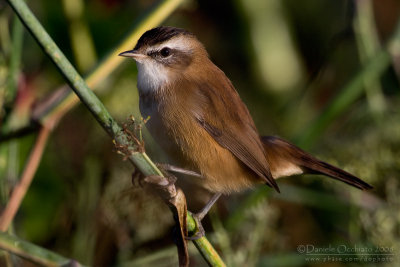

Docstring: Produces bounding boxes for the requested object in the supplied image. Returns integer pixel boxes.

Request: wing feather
[187,75,279,192]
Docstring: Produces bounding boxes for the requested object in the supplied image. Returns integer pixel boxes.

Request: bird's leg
[156,163,203,179]
[194,193,222,221]
[132,163,201,191]
[133,164,218,240]
[186,193,222,240]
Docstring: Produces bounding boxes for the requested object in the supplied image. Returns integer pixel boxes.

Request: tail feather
[261,136,373,190]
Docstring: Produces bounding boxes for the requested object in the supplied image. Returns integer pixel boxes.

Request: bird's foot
[131,169,177,199]
[186,211,206,240]
[186,193,222,240]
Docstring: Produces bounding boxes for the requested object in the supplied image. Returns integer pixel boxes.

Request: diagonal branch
[0,231,85,267]
[0,126,50,231]
[1,0,186,139]
[0,0,187,225]
[4,0,226,266]
[35,0,186,129]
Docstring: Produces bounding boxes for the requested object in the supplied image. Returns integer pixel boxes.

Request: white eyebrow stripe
[146,36,192,53]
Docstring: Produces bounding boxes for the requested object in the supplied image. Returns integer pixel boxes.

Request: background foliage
[0,0,399,266]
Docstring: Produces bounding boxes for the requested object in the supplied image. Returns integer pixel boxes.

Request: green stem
[1,14,23,207]
[296,17,400,149]
[6,0,119,138]
[5,16,23,106]
[187,216,227,267]
[0,232,85,267]
[61,0,97,72]
[353,0,386,115]
[296,49,390,148]
[0,0,185,135]
[5,0,226,266]
[39,0,185,124]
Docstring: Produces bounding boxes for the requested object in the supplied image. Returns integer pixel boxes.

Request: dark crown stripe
[134,26,193,50]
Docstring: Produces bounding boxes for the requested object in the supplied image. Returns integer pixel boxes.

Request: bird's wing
[187,76,279,192]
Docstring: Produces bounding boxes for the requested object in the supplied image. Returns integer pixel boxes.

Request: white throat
[136,60,169,93]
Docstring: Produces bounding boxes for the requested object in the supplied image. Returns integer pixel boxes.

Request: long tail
[261,136,372,190]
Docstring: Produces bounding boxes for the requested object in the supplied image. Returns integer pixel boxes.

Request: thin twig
[0,231,85,267]
[5,16,23,107]
[1,0,186,139]
[5,0,226,266]
[35,0,186,128]
[188,215,226,267]
[0,126,50,231]
[0,122,40,142]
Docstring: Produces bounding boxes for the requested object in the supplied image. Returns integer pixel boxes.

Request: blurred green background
[0,0,399,266]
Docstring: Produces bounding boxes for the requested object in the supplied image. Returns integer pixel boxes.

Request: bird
[119,26,372,237]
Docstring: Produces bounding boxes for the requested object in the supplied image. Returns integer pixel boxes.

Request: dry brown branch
[0,126,50,231]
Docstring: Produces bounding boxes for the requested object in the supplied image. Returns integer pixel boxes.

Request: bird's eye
[160,47,171,57]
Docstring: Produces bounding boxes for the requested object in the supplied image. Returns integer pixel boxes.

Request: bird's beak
[118,49,146,60]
